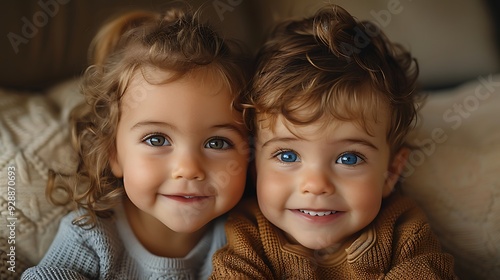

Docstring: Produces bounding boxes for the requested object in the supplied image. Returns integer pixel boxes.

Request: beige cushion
[404,74,500,279]
[0,78,82,278]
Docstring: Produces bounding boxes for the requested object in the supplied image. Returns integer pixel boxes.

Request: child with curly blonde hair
[211,5,457,279]
[22,6,250,279]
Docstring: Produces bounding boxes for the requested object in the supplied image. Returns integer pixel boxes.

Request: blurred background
[1,0,499,91]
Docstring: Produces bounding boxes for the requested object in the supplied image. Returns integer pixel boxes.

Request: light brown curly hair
[47,6,250,227]
[246,4,420,156]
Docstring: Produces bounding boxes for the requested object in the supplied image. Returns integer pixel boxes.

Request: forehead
[253,81,392,130]
[256,100,391,139]
[129,66,228,92]
[121,67,230,106]
[258,112,388,140]
[117,68,240,126]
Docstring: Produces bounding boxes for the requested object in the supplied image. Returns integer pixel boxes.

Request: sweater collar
[274,223,377,266]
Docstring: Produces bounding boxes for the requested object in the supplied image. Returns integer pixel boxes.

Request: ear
[109,147,123,178]
[382,147,410,197]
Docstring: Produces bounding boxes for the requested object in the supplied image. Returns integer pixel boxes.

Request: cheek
[256,168,292,203]
[235,140,251,159]
[344,178,385,215]
[255,170,292,224]
[123,167,145,187]
[212,155,248,183]
[355,191,382,212]
[223,164,248,198]
[122,158,164,190]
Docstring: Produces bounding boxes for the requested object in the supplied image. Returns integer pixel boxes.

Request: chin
[162,219,208,233]
[294,235,343,251]
[299,240,332,251]
[171,225,198,233]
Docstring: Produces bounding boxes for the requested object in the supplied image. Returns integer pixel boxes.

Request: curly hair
[247,4,420,155]
[47,6,250,228]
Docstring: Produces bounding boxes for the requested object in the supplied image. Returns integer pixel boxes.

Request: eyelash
[343,149,365,158]
[270,148,300,163]
[336,150,366,165]
[141,132,170,146]
[205,136,234,150]
[269,148,367,164]
[141,133,235,150]
[270,148,287,157]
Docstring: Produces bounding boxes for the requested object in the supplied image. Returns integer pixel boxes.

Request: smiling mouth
[163,195,210,202]
[299,210,337,216]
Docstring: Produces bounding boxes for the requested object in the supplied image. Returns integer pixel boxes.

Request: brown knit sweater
[210,191,458,279]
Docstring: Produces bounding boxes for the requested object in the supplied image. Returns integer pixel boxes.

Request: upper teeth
[299,210,336,216]
[184,196,195,199]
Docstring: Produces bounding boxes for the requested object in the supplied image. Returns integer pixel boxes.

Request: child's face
[110,68,249,233]
[255,110,404,251]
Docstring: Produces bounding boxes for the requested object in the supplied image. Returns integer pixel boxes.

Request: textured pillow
[403,74,500,280]
[0,78,82,278]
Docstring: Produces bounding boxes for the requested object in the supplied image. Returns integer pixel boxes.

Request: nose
[299,168,335,195]
[171,151,206,181]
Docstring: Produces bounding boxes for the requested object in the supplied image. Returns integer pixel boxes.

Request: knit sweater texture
[210,191,458,279]
[21,203,226,280]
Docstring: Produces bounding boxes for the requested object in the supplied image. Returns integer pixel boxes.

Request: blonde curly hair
[47,6,250,227]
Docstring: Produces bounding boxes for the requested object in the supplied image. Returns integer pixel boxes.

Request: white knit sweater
[21,203,227,280]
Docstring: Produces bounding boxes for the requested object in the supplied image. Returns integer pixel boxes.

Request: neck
[123,197,209,258]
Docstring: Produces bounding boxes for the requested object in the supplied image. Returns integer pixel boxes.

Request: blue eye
[336,152,363,165]
[276,150,300,162]
[205,138,232,150]
[144,135,170,147]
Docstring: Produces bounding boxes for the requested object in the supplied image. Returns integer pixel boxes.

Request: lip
[290,208,343,224]
[161,194,211,203]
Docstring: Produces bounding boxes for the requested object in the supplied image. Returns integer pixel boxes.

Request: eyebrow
[131,121,176,131]
[261,137,379,151]
[337,138,379,151]
[131,121,247,138]
[213,124,248,139]
[261,137,297,148]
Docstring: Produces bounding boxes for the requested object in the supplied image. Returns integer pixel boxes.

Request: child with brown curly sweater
[210,4,457,279]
